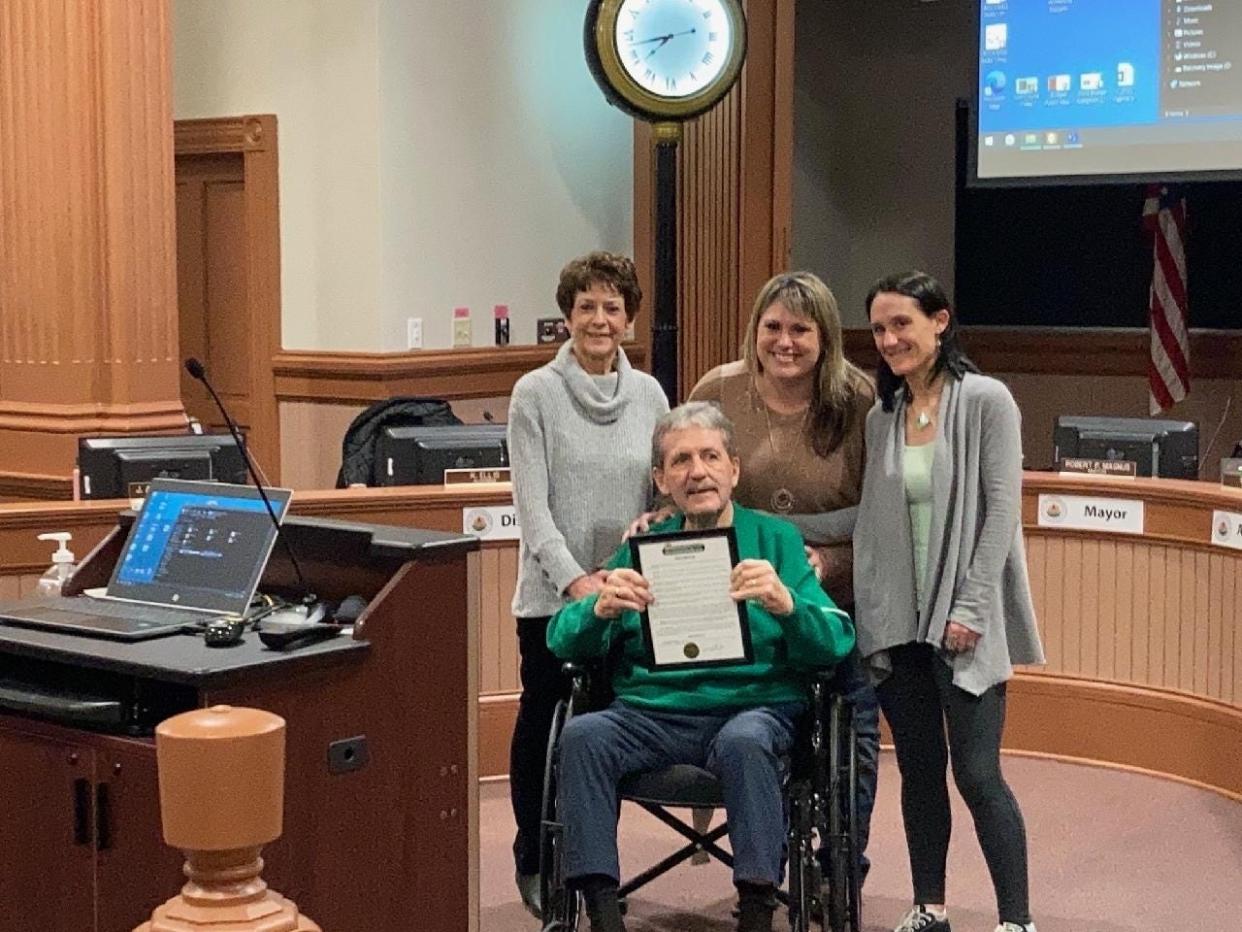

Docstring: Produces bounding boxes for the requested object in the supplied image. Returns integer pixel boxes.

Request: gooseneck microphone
[184,357,316,606]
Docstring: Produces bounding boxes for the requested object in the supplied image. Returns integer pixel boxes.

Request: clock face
[613,0,733,100]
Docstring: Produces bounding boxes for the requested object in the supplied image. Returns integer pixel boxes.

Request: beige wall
[172,0,634,352]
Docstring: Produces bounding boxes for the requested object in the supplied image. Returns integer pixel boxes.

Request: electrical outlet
[406,317,423,349]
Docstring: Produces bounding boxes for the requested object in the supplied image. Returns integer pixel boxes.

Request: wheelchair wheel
[539,698,581,931]
[822,695,861,932]
[786,782,818,932]
[845,729,862,932]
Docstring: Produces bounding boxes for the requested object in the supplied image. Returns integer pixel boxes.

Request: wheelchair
[538,661,863,932]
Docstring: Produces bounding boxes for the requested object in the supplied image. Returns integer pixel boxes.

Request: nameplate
[462,505,520,541]
[1210,510,1242,551]
[1058,458,1137,478]
[1037,494,1144,534]
[444,467,511,486]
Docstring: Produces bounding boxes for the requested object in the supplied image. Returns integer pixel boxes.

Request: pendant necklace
[909,387,941,432]
[760,393,804,514]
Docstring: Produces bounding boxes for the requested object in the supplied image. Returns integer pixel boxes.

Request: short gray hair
[651,401,737,468]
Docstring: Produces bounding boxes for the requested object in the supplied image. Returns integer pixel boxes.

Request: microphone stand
[184,358,316,607]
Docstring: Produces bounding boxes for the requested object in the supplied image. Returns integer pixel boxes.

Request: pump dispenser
[35,532,76,597]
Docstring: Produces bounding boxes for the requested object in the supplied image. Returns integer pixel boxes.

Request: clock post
[651,121,682,402]
[584,0,747,404]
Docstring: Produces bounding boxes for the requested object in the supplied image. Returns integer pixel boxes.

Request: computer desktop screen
[375,423,509,486]
[1052,416,1199,479]
[77,434,248,500]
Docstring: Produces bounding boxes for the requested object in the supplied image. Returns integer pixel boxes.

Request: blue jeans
[557,700,802,886]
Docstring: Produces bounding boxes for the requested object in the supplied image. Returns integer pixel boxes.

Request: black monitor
[1052,417,1199,479]
[77,433,248,499]
[375,423,508,486]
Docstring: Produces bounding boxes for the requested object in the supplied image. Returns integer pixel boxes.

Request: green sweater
[546,505,856,712]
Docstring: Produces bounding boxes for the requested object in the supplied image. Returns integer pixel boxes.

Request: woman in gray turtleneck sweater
[506,252,668,916]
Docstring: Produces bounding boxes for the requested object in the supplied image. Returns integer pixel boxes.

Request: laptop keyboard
[45,596,216,627]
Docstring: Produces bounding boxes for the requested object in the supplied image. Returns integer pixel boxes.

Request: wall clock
[585,0,747,124]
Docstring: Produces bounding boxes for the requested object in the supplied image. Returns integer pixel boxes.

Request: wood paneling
[273,344,647,406]
[0,0,186,493]
[4,478,1239,788]
[841,326,1242,380]
[173,116,282,483]
[658,0,796,396]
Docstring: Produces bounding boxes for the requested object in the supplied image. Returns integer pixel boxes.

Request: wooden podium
[0,515,479,932]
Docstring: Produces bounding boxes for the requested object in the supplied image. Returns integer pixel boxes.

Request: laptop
[0,478,292,641]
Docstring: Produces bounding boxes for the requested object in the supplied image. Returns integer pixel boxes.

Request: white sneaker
[895,905,951,932]
[995,923,1036,932]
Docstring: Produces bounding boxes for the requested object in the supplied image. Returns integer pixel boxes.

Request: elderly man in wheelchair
[543,402,857,932]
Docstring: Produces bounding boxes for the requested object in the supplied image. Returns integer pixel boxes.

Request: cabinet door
[0,730,95,932]
[94,744,181,932]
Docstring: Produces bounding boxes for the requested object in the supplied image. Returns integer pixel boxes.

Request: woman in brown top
[687,270,881,885]
[688,271,871,600]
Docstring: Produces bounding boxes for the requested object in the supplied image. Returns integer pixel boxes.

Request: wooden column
[0,0,185,499]
[634,0,795,397]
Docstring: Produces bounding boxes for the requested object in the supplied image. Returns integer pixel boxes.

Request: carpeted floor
[479,753,1242,932]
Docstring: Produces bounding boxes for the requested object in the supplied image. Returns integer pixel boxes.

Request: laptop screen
[105,479,292,614]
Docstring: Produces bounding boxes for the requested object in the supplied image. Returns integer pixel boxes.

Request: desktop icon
[984,23,1008,51]
[984,70,1007,96]
[1080,72,1103,91]
[1015,76,1038,95]
[1048,74,1071,93]
[1117,62,1135,87]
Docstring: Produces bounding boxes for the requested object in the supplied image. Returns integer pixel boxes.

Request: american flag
[1142,184,1189,414]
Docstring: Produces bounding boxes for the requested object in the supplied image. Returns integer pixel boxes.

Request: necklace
[759,395,805,514]
[909,391,941,431]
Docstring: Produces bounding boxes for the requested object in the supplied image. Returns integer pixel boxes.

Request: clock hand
[629,28,697,46]
[643,35,673,60]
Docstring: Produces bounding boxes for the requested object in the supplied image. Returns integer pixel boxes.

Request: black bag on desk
[336,397,461,488]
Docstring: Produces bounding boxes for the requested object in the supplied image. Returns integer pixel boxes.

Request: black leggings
[876,643,1031,926]
[510,616,571,876]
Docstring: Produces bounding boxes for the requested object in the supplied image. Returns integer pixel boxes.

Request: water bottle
[34,532,76,597]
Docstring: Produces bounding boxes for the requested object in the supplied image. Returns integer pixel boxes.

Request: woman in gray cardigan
[854,271,1044,932]
[506,252,669,918]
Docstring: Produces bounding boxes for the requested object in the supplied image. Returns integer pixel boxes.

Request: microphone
[183,357,316,606]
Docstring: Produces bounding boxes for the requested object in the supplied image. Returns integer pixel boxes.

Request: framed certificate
[629,526,753,671]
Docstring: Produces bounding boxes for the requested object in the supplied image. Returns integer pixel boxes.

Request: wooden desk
[0,513,480,932]
[1011,473,1242,799]
[2,475,1237,835]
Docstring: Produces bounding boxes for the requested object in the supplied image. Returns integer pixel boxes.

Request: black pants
[510,616,571,876]
[876,642,1031,926]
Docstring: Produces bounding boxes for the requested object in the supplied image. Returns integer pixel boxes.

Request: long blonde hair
[742,271,868,457]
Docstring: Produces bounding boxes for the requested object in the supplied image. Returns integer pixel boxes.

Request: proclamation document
[629,527,753,670]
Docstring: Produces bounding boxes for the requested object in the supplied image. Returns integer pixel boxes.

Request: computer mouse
[204,616,246,647]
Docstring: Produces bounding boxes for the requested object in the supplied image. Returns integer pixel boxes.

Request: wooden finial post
[135,705,320,931]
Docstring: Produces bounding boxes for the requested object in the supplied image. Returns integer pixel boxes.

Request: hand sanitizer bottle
[35,532,76,597]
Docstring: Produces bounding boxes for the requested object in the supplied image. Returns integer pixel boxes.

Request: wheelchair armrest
[560,660,606,712]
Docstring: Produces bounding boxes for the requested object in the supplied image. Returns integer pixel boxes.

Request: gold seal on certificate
[629,527,754,670]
